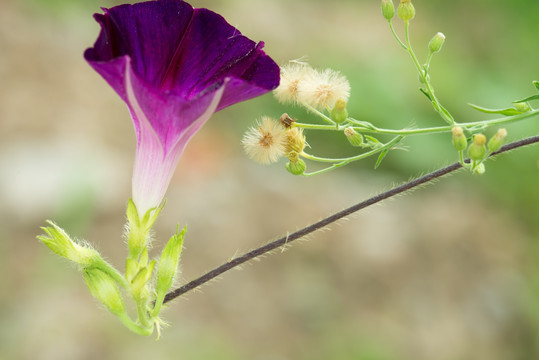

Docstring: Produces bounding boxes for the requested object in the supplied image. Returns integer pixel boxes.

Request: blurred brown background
[1,0,538,359]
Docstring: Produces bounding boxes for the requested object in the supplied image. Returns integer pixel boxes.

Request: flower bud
[38,221,100,266]
[468,134,487,161]
[286,158,306,175]
[397,0,415,22]
[155,227,185,301]
[130,260,155,299]
[83,268,125,316]
[451,126,467,151]
[513,102,531,113]
[330,99,349,124]
[381,0,395,20]
[344,127,364,147]
[473,162,485,175]
[428,32,445,53]
[487,128,507,152]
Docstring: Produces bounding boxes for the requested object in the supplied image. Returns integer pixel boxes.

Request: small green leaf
[374,148,390,169]
[364,135,383,148]
[513,94,539,103]
[419,88,432,101]
[438,104,455,122]
[533,80,539,91]
[468,103,523,116]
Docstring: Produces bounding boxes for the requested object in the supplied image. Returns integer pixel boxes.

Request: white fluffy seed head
[242,117,288,164]
[273,63,316,105]
[297,68,350,110]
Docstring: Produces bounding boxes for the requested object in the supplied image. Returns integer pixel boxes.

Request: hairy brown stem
[163,135,539,304]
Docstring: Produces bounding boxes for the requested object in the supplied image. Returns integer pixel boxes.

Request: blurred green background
[1,0,538,359]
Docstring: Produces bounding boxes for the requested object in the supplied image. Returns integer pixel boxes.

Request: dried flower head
[242,117,288,164]
[286,127,306,154]
[273,63,316,105]
[297,68,350,110]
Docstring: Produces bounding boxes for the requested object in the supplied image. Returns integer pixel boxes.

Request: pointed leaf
[468,103,523,116]
[513,94,539,103]
[419,88,432,101]
[374,148,390,169]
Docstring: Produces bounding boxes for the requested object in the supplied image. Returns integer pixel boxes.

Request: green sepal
[38,220,100,266]
[125,258,139,281]
[130,260,156,299]
[152,226,186,316]
[142,200,166,231]
[155,227,186,296]
[139,247,149,268]
[83,268,126,316]
[468,103,529,116]
[126,199,140,228]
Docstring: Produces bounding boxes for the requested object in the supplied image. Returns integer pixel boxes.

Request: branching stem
[163,135,539,304]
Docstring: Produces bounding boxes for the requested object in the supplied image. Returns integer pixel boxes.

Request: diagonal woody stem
[163,135,539,304]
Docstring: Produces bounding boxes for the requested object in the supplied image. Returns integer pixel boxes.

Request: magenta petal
[84,0,280,214]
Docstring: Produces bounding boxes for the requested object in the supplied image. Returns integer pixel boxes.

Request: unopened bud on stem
[487,128,507,152]
[330,99,348,124]
[397,0,415,22]
[451,126,467,151]
[381,0,395,20]
[428,32,445,53]
[344,127,364,147]
[468,134,487,161]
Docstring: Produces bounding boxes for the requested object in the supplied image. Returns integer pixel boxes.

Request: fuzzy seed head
[297,68,351,110]
[273,63,316,105]
[242,117,288,164]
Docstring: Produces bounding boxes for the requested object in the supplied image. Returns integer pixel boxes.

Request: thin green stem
[302,103,335,125]
[94,259,128,289]
[424,52,435,72]
[117,313,153,336]
[135,296,152,329]
[388,21,407,50]
[301,136,403,176]
[151,294,165,318]
[292,109,539,136]
[404,21,454,125]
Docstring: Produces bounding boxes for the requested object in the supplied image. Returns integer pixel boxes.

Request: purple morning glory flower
[84,0,280,216]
